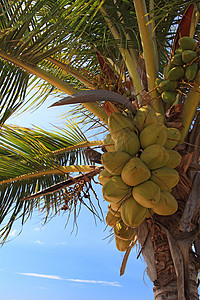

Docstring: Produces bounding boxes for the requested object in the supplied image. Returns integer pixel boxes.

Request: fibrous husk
[134,105,158,131]
[140,144,169,170]
[115,236,133,252]
[108,112,135,139]
[164,127,181,149]
[121,157,150,186]
[139,123,168,148]
[114,220,135,240]
[101,151,130,175]
[105,211,121,227]
[98,169,113,185]
[103,134,115,152]
[132,180,161,208]
[102,176,131,203]
[150,167,179,192]
[121,196,148,228]
[152,191,178,216]
[114,128,140,156]
[164,149,182,169]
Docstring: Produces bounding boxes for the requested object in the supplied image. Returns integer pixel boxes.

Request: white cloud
[66,279,121,287]
[18,273,121,287]
[34,240,44,245]
[19,273,62,280]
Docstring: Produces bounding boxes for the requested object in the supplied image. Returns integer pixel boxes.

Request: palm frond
[0,121,104,243]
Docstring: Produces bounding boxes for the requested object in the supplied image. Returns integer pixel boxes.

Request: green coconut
[165,150,182,169]
[134,105,158,131]
[165,127,181,149]
[98,169,113,185]
[114,128,140,156]
[114,221,135,240]
[185,63,198,81]
[159,80,177,91]
[182,50,197,63]
[103,134,115,152]
[161,91,177,105]
[179,36,197,50]
[171,54,184,65]
[132,180,161,208]
[167,66,185,81]
[101,151,130,175]
[121,157,151,186]
[140,144,169,170]
[152,191,178,216]
[155,77,163,94]
[102,176,131,203]
[139,123,168,148]
[108,112,135,139]
[163,64,173,79]
[121,196,148,228]
[150,167,179,192]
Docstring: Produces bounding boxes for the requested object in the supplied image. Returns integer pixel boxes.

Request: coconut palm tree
[0,0,199,299]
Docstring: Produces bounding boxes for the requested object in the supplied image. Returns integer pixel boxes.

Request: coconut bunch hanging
[99,106,182,252]
[155,36,199,105]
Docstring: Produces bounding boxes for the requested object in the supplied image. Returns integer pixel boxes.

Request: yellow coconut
[103,134,115,152]
[102,176,132,203]
[101,151,130,175]
[114,128,140,156]
[114,221,135,240]
[156,112,165,124]
[134,105,158,131]
[150,167,179,191]
[164,150,182,169]
[164,127,181,149]
[139,123,168,148]
[105,211,121,227]
[108,112,135,139]
[121,196,148,228]
[108,204,121,217]
[152,191,178,215]
[98,169,113,185]
[121,157,150,186]
[132,180,161,208]
[140,144,169,170]
[115,236,134,252]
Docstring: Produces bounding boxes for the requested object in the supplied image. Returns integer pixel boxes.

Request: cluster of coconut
[155,36,199,105]
[98,106,182,252]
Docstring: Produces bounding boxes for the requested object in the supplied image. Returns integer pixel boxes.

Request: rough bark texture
[137,158,200,299]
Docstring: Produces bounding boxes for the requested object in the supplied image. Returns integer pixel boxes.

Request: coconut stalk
[133,0,164,115]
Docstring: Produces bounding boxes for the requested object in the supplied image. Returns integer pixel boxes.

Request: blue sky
[1,99,154,300]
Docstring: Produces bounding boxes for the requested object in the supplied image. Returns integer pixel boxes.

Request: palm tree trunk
[136,171,200,300]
